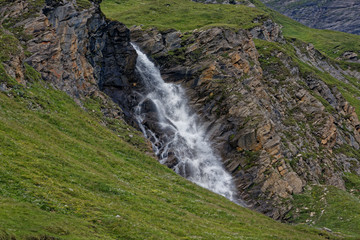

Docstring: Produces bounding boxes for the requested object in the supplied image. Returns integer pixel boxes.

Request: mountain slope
[100,0,360,237]
[249,0,360,60]
[1,0,360,238]
[100,0,267,31]
[258,0,360,35]
[0,37,335,240]
[101,0,360,60]
[0,0,343,239]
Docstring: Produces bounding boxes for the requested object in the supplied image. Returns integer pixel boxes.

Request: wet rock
[130,24,360,220]
[140,98,158,113]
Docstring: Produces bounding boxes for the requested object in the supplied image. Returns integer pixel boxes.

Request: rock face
[259,0,360,35]
[0,0,138,119]
[0,0,153,152]
[249,19,284,43]
[130,24,360,219]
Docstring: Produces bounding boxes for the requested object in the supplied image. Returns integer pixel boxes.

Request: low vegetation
[100,0,267,31]
[101,0,360,59]
[1,0,359,239]
[249,0,360,59]
[288,185,360,239]
[0,61,335,239]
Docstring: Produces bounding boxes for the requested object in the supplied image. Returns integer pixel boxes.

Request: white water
[132,43,239,203]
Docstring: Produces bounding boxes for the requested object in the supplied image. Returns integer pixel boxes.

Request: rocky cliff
[259,0,360,35]
[130,23,360,219]
[0,0,147,135]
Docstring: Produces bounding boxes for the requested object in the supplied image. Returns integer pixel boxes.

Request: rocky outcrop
[0,0,139,119]
[259,0,360,35]
[340,51,360,63]
[130,25,360,219]
[250,19,284,43]
[0,0,152,150]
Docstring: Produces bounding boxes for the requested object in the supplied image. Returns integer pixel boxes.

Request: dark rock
[250,19,284,43]
[140,98,158,113]
[260,0,360,35]
[130,24,360,221]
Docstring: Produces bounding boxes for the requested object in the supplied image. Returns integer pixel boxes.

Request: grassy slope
[99,1,360,238]
[288,183,360,239]
[249,0,360,59]
[101,0,360,59]
[254,37,360,119]
[0,68,337,239]
[100,0,267,31]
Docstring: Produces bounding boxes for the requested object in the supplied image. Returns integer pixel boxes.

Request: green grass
[0,74,338,239]
[0,1,358,239]
[0,63,18,87]
[344,173,360,198]
[249,0,360,59]
[276,15,360,59]
[76,0,92,10]
[0,29,20,62]
[289,185,360,239]
[101,0,360,59]
[100,0,268,31]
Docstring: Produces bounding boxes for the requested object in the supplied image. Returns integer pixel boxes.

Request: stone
[284,172,303,194]
[128,24,360,220]
[323,227,332,233]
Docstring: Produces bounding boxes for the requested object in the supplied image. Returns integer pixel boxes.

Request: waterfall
[132,43,241,204]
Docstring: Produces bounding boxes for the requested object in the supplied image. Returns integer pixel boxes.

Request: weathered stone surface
[0,0,146,145]
[0,0,141,121]
[250,19,284,43]
[342,51,359,61]
[131,25,360,220]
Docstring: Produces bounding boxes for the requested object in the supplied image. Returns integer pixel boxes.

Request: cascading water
[132,43,241,204]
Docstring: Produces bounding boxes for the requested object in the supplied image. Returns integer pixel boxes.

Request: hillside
[0,4,337,238]
[1,0,360,239]
[101,0,360,237]
[102,0,360,61]
[100,0,266,31]
[251,0,360,61]
[259,0,360,35]
[0,71,334,239]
